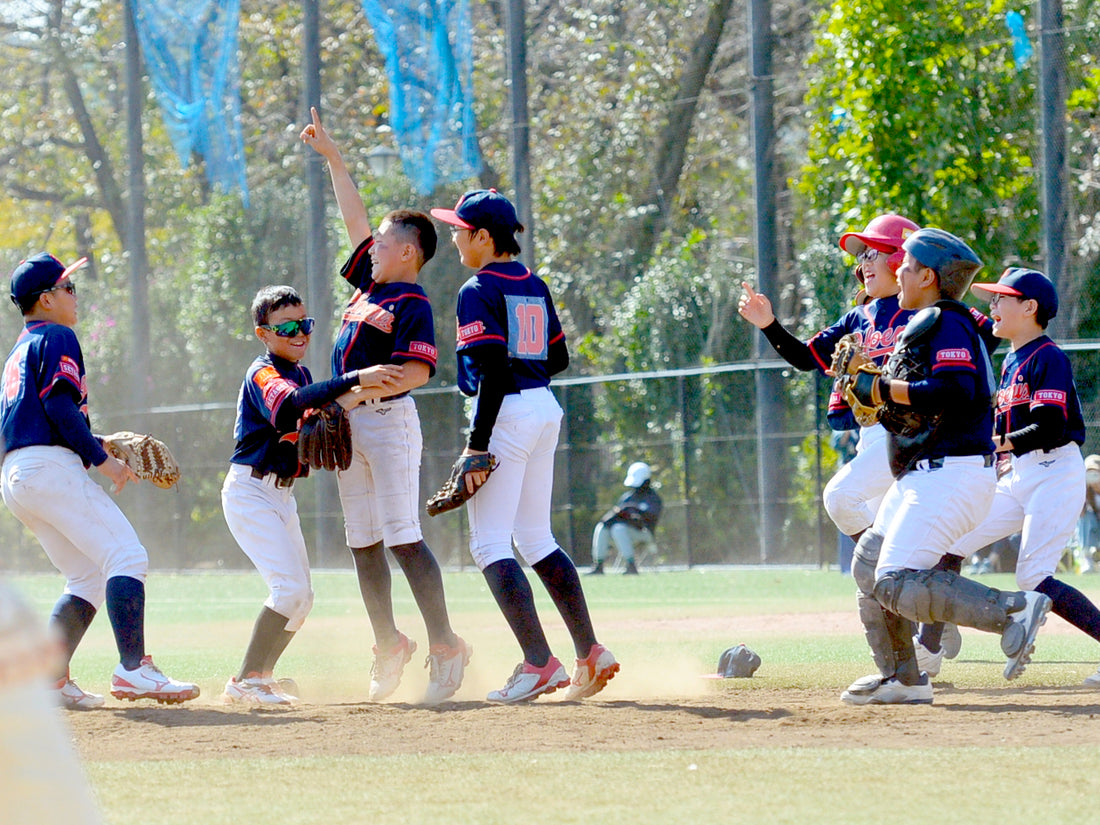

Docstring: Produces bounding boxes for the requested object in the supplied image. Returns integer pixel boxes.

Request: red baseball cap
[839,214,920,256]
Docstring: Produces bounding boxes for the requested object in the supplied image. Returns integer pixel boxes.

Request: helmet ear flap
[887,250,905,273]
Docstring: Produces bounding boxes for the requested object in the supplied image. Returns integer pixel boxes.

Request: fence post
[678,374,694,567]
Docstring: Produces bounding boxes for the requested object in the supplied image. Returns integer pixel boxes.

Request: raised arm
[299,107,372,247]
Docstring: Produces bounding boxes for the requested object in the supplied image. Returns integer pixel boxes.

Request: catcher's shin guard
[852,530,898,678]
[873,569,1029,634]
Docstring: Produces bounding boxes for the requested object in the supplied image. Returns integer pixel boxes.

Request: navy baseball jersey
[807,294,913,429]
[0,320,106,466]
[332,238,438,382]
[907,307,996,459]
[232,353,312,479]
[995,336,1085,450]
[455,261,565,397]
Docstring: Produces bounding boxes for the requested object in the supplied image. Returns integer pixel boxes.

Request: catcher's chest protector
[883,307,943,476]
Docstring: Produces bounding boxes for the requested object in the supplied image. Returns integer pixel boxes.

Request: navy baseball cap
[971,267,1058,321]
[431,189,521,232]
[10,252,87,303]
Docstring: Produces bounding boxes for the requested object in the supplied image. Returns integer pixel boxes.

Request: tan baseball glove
[101,431,181,489]
[830,334,885,428]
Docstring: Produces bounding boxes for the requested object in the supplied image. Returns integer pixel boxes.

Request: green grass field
[10,567,1100,825]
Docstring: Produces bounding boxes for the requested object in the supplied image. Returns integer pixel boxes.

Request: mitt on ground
[101,431,181,489]
[717,644,761,678]
[298,401,353,472]
[426,452,498,517]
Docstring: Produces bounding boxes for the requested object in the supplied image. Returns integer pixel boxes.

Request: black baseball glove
[298,401,353,472]
[426,452,498,517]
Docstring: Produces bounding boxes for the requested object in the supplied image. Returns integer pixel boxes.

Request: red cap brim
[838,232,899,256]
[60,257,89,280]
[429,208,473,230]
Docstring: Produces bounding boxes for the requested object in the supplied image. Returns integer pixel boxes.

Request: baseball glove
[830,334,885,428]
[101,431,181,489]
[298,401,353,472]
[426,452,498,517]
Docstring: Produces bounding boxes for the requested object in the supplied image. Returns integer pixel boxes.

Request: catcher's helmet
[838,214,920,280]
[902,228,983,301]
[717,644,761,678]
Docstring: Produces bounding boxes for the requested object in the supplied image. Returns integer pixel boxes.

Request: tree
[800,0,1041,270]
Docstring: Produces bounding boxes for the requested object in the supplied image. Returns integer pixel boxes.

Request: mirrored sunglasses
[857,248,881,263]
[261,317,315,337]
[37,281,77,298]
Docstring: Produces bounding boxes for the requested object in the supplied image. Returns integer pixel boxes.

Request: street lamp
[366,143,401,178]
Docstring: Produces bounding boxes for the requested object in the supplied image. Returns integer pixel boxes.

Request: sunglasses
[857,248,881,263]
[35,281,77,298]
[261,317,315,337]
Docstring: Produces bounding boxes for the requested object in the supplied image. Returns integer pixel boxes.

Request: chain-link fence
[5,342,1100,574]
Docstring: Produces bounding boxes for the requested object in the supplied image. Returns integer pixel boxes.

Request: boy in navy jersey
[431,189,619,703]
[221,285,398,704]
[301,110,468,704]
[0,252,198,707]
[840,230,1051,705]
[928,268,1100,685]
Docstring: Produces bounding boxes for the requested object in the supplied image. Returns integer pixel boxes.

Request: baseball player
[301,109,468,705]
[840,229,1051,705]
[589,461,662,575]
[915,268,1100,685]
[430,188,619,703]
[738,215,919,542]
[0,252,198,707]
[222,285,400,705]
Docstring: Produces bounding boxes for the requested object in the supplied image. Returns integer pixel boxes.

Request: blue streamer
[361,0,482,195]
[1006,10,1033,67]
[131,0,249,205]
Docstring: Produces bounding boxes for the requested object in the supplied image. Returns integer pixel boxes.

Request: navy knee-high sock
[49,594,96,679]
[1036,576,1100,643]
[390,540,454,648]
[349,542,399,649]
[105,576,145,670]
[482,559,551,667]
[532,549,598,658]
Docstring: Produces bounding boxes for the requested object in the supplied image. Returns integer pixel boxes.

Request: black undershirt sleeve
[547,338,569,377]
[467,346,513,452]
[760,320,818,372]
[273,372,360,432]
[43,389,109,467]
[1007,405,1069,455]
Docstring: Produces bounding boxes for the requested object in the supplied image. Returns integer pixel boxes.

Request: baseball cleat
[486,657,571,704]
[941,623,963,659]
[913,637,944,678]
[564,644,620,700]
[422,636,471,705]
[110,656,200,704]
[369,632,416,701]
[840,673,933,705]
[54,676,105,710]
[223,676,294,706]
[1001,591,1052,680]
